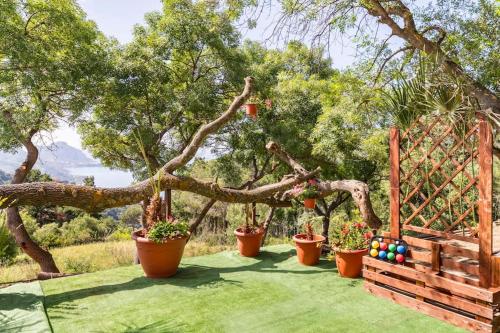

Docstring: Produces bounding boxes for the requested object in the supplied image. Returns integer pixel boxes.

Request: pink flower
[308,179,318,185]
[363,232,373,240]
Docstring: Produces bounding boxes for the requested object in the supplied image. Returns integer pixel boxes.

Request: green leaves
[147,220,189,243]
[0,0,107,149]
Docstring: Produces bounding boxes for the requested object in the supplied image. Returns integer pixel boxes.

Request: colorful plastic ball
[387,252,396,261]
[370,249,379,257]
[378,250,387,259]
[371,240,380,249]
[388,244,397,252]
[396,254,405,263]
[397,245,407,254]
[379,242,388,251]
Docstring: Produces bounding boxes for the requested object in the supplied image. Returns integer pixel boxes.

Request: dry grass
[0,237,290,285]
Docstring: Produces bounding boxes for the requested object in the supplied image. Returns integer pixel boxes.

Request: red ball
[396,254,405,263]
[379,242,388,251]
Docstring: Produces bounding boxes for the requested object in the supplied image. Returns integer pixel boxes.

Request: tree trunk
[321,214,330,243]
[6,138,60,276]
[261,207,276,246]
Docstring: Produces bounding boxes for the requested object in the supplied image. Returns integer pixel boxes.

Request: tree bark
[261,207,276,246]
[6,137,60,275]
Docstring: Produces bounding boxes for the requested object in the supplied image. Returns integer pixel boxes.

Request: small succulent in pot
[293,211,325,266]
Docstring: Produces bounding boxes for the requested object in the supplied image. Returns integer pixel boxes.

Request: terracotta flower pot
[132,230,187,278]
[293,234,325,266]
[303,198,316,209]
[245,103,257,119]
[335,248,368,278]
[234,228,263,257]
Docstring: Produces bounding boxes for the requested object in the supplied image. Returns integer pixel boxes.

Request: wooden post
[431,242,441,273]
[478,120,493,288]
[492,257,500,288]
[390,127,401,239]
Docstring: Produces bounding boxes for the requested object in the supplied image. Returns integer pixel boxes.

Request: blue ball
[378,250,387,259]
[397,245,407,254]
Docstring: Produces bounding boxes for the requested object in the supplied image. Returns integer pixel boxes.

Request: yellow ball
[370,249,379,257]
[371,240,380,249]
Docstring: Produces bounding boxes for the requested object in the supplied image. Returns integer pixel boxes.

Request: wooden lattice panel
[398,115,481,243]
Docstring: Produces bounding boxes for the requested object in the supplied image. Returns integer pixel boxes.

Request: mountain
[0,142,99,182]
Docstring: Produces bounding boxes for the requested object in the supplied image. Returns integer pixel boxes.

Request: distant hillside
[0,169,11,184]
[0,142,99,182]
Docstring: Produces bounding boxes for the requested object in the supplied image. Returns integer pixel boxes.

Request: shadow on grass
[45,249,336,308]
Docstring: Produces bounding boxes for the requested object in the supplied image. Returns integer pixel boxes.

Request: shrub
[108,225,133,241]
[0,219,17,265]
[120,205,142,228]
[33,223,62,248]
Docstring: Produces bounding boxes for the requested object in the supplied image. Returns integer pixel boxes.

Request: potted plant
[244,96,259,119]
[131,165,190,278]
[293,211,325,265]
[234,204,263,257]
[330,219,372,278]
[299,180,320,209]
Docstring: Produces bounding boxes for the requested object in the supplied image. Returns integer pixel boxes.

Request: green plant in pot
[330,217,373,278]
[132,187,190,278]
[234,204,263,257]
[299,180,320,209]
[293,211,325,265]
[132,135,189,278]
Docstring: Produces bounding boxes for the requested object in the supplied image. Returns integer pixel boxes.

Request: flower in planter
[330,218,373,252]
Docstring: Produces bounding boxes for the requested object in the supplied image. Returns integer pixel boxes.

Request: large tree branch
[266,141,382,229]
[0,167,317,210]
[364,0,499,114]
[163,77,254,173]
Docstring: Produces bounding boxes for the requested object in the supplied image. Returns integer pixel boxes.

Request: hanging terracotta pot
[335,248,368,278]
[293,234,325,265]
[132,230,187,278]
[245,103,257,119]
[234,227,263,257]
[303,198,316,209]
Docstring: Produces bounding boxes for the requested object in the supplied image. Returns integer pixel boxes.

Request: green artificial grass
[0,281,51,333]
[35,245,467,333]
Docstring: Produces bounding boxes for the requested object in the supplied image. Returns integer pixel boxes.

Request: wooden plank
[363,270,494,319]
[407,248,432,263]
[440,243,480,260]
[403,235,434,250]
[492,257,500,288]
[432,242,441,272]
[441,257,479,276]
[478,119,493,288]
[363,256,494,302]
[403,223,480,245]
[390,127,400,239]
[441,270,480,287]
[364,283,493,333]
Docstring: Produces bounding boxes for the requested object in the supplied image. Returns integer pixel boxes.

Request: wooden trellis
[363,114,500,333]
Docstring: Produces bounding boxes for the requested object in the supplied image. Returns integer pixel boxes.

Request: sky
[53,0,358,149]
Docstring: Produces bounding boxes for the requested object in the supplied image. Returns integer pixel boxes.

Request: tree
[0,0,107,275]
[78,0,245,179]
